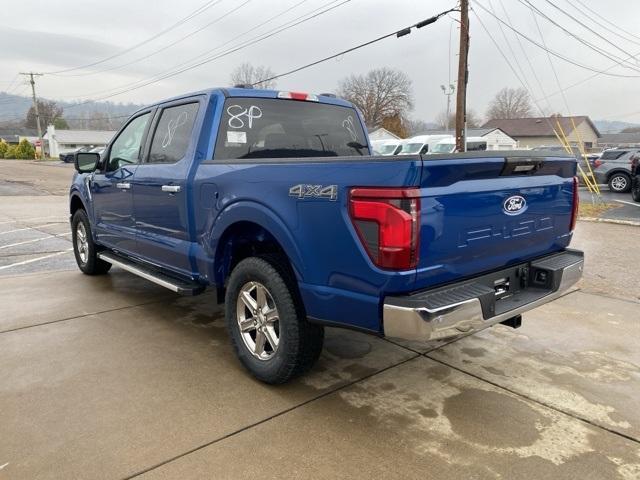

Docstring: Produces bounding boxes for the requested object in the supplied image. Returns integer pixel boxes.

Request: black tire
[608,172,631,193]
[632,176,640,202]
[71,209,112,275]
[225,255,324,384]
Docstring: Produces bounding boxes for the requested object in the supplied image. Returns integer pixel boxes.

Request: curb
[579,217,640,227]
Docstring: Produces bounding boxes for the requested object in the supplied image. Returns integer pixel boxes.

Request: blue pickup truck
[69,87,584,383]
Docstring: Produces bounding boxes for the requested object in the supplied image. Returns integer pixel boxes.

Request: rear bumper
[383,249,584,342]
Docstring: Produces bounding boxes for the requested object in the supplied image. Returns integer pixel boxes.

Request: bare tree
[26,100,65,129]
[405,118,431,136]
[486,87,533,120]
[337,68,413,128]
[230,63,277,89]
[435,109,481,129]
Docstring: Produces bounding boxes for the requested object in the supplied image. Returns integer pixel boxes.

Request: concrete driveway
[1,160,639,479]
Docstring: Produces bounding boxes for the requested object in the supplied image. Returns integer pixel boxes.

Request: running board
[98,251,205,296]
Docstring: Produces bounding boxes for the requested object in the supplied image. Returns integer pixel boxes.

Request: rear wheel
[632,176,640,202]
[71,209,112,275]
[225,256,324,384]
[609,173,631,193]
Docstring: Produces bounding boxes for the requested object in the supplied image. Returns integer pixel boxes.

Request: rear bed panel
[413,155,576,291]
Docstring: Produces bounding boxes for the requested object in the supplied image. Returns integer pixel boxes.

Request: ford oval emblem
[503,195,526,215]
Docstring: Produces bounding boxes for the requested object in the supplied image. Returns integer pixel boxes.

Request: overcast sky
[2,0,640,124]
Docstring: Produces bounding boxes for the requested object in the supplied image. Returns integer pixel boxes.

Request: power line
[53,0,255,77]
[472,1,640,78]
[571,0,640,44]
[44,0,225,75]
[60,0,351,108]
[496,0,553,114]
[519,0,640,73]
[562,0,640,47]
[470,6,551,123]
[253,8,459,86]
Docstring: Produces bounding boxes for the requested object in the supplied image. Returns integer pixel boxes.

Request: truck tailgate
[414,154,577,290]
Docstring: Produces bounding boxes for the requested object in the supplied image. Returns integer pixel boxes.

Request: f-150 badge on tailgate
[503,195,526,215]
[289,184,338,201]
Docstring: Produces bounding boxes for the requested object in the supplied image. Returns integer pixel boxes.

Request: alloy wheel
[236,281,280,360]
[76,223,89,264]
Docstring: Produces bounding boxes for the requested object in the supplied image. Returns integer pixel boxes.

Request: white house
[368,127,400,141]
[44,125,116,158]
[413,127,517,150]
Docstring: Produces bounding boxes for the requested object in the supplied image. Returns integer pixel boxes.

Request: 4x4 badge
[289,184,338,201]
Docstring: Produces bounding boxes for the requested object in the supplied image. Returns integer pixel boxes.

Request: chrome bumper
[383,250,584,342]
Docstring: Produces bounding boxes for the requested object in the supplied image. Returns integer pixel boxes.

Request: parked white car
[430,136,488,154]
[371,139,402,156]
[397,135,453,155]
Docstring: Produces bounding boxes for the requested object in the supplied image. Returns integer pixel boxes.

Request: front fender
[207,200,305,283]
[69,173,94,223]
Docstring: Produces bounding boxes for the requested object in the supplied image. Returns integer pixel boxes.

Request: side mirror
[75,152,100,173]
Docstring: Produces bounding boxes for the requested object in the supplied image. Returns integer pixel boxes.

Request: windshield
[399,142,423,154]
[378,144,399,155]
[431,143,455,154]
[600,150,627,160]
[214,98,369,159]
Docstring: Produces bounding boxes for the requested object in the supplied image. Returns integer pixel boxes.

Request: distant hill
[0,91,144,130]
[593,119,640,134]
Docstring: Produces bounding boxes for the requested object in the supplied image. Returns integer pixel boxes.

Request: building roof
[482,116,601,138]
[43,129,116,144]
[416,127,508,138]
[599,132,640,145]
[0,127,38,137]
[368,127,400,140]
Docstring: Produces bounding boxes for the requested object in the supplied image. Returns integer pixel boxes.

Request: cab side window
[107,113,151,171]
[148,103,199,164]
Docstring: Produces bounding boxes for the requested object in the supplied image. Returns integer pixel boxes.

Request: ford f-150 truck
[69,87,584,384]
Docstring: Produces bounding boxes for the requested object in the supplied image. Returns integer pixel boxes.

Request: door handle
[116,182,131,190]
[162,185,181,193]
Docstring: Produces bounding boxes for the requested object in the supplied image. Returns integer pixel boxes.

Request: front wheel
[609,173,631,193]
[71,209,112,275]
[225,256,324,384]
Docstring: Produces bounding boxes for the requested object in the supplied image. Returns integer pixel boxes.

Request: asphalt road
[0,160,639,479]
[579,187,640,223]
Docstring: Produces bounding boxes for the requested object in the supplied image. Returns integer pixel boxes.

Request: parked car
[631,154,640,202]
[60,146,95,163]
[69,86,583,384]
[430,136,488,154]
[371,139,402,156]
[396,134,452,155]
[593,148,640,193]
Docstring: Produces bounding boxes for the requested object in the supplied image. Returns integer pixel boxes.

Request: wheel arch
[210,203,305,303]
[69,192,86,215]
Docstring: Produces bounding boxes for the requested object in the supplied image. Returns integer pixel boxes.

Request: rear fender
[207,201,305,285]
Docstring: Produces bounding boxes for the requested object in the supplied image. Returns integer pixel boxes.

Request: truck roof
[132,87,354,116]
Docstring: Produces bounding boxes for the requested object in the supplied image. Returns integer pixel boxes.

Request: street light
[441,83,455,132]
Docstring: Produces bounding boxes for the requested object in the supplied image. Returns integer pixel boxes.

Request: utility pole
[440,83,455,132]
[20,72,45,158]
[455,0,469,152]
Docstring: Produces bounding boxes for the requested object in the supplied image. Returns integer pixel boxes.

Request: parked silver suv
[593,148,640,193]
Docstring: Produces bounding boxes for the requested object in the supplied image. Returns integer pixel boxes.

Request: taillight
[594,159,602,168]
[349,187,420,270]
[277,91,319,102]
[570,176,579,232]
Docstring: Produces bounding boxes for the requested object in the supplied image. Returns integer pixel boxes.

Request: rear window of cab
[213,98,369,160]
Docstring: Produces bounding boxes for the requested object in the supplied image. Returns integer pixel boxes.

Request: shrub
[0,139,7,159]
[12,139,36,159]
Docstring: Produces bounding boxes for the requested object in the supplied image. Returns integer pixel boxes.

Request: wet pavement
[579,187,640,224]
[1,160,639,479]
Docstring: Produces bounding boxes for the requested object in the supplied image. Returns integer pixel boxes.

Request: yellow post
[569,117,601,195]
